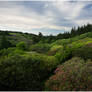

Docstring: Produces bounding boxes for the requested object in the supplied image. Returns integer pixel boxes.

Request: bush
[16,42,28,51]
[55,46,72,63]
[0,47,25,57]
[70,38,92,51]
[72,46,92,60]
[48,45,63,55]
[30,43,50,53]
[45,57,92,91]
[0,48,15,57]
[23,53,58,71]
[0,53,58,91]
[51,39,72,46]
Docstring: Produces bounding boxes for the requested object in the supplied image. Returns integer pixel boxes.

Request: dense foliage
[0,53,58,90]
[72,46,92,60]
[0,24,92,91]
[45,57,92,91]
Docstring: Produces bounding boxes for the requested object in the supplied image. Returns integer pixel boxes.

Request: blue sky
[0,1,92,35]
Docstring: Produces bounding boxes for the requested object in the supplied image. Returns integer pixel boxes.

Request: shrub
[55,46,72,63]
[0,53,58,91]
[16,42,28,51]
[69,38,92,51]
[72,46,92,60]
[0,48,15,57]
[0,47,25,57]
[23,53,58,71]
[45,57,92,91]
[51,39,72,46]
[48,45,63,55]
[30,43,50,53]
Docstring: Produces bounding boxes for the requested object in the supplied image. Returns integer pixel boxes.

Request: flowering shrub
[45,57,92,91]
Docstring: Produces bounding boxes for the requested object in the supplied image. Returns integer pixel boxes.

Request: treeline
[0,24,92,44]
[42,24,92,43]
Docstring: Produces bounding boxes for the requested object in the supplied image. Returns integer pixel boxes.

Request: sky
[0,1,92,35]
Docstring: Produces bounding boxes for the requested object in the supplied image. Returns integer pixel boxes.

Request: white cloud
[0,1,71,35]
[74,19,92,26]
[52,1,89,20]
[0,1,92,35]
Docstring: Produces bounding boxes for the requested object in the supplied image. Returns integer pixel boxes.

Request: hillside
[0,24,92,91]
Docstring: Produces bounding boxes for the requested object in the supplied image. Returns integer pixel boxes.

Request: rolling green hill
[0,24,92,91]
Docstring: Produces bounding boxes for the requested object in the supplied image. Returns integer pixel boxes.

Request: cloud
[74,19,92,26]
[0,1,92,35]
[52,1,90,19]
[0,1,70,35]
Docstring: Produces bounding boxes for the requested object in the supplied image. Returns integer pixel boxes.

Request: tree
[38,32,43,38]
[0,34,12,49]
